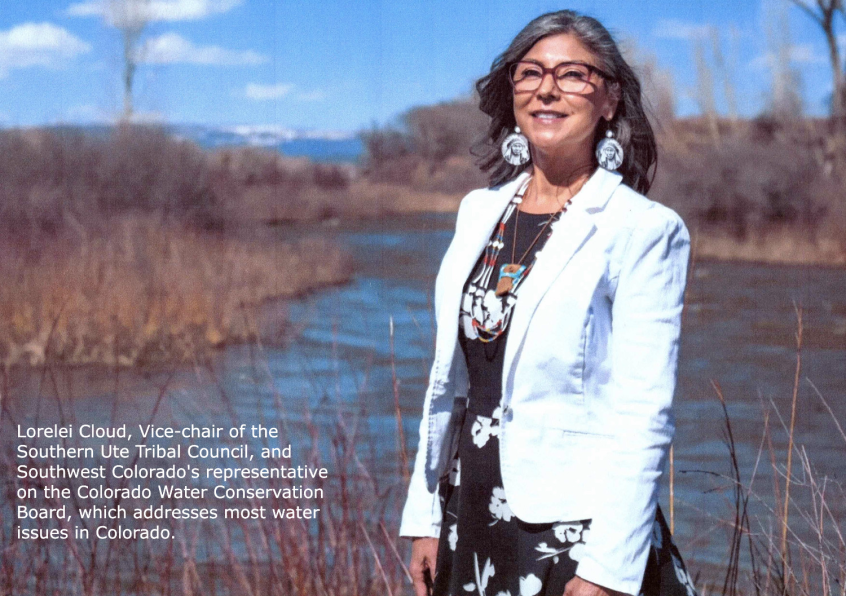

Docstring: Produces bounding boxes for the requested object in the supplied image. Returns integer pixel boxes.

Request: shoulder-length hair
[473,10,657,194]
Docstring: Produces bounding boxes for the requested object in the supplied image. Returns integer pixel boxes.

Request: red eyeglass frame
[508,60,617,94]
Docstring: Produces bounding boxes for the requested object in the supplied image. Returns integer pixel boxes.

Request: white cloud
[245,82,295,100]
[141,32,266,65]
[750,43,828,69]
[67,0,243,26]
[65,1,105,16]
[786,43,828,64]
[242,84,327,102]
[0,22,91,77]
[653,19,714,41]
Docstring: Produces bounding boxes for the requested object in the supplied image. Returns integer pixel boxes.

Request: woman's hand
[410,537,439,596]
[563,575,626,596]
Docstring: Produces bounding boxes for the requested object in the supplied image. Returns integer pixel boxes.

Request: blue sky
[1,0,844,132]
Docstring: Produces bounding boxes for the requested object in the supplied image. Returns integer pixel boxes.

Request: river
[3,212,844,589]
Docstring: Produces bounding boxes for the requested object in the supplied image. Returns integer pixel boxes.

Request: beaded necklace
[460,177,573,343]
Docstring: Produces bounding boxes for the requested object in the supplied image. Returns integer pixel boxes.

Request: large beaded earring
[501,126,531,166]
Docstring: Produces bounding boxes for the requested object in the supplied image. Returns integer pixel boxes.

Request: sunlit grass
[0,216,349,367]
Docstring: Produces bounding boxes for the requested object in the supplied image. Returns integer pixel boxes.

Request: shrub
[0,125,222,239]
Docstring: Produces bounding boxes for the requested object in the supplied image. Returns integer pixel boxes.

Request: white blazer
[399,167,691,595]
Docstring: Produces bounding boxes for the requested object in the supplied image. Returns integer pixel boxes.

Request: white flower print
[488,487,513,524]
[448,523,458,551]
[463,552,495,595]
[491,405,503,421]
[519,573,542,596]
[553,522,582,544]
[671,552,698,596]
[471,414,500,448]
[537,522,590,563]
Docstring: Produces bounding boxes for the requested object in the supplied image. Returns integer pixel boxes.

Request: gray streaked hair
[473,10,657,194]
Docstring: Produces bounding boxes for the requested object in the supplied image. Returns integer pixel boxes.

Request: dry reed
[0,328,409,596]
[0,216,349,368]
[1,302,844,595]
[683,307,844,596]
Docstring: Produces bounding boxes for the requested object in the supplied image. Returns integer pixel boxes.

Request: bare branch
[789,0,825,24]
[790,0,845,118]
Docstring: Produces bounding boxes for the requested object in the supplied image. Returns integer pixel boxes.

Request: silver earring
[596,129,624,171]
[501,126,530,166]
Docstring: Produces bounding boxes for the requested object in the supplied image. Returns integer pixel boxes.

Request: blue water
[3,213,844,586]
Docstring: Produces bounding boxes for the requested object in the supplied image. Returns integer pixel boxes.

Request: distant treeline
[0,125,356,241]
[361,99,846,264]
[0,105,843,365]
[0,126,351,367]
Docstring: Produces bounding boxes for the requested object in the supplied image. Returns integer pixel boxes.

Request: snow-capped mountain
[9,123,364,163]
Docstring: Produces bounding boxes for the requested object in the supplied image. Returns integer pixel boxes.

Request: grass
[677,308,846,596]
[1,298,844,596]
[0,126,355,368]
[0,332,410,596]
[0,215,349,368]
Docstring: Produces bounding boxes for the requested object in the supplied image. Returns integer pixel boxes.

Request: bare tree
[766,2,804,121]
[693,35,721,142]
[107,0,151,119]
[711,26,739,122]
[790,0,845,117]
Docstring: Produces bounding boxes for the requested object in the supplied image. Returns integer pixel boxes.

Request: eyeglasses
[509,60,615,95]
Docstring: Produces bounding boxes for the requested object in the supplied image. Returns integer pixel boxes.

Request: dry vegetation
[0,120,482,369]
[360,101,846,266]
[0,126,350,368]
[3,94,845,370]
[679,311,846,596]
[210,146,466,222]
[0,314,843,596]
[0,220,346,367]
[652,117,846,266]
[0,353,410,596]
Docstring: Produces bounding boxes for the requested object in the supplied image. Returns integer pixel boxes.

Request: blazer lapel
[456,173,532,282]
[434,172,532,358]
[503,169,623,380]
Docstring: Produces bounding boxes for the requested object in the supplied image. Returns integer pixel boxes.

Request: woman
[400,10,695,596]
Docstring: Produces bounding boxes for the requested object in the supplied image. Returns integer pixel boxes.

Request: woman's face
[512,33,618,161]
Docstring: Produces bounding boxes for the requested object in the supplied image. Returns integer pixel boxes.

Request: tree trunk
[822,18,844,118]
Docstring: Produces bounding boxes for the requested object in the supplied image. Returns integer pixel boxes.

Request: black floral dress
[432,209,698,596]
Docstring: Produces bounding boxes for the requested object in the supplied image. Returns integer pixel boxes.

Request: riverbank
[358,103,846,266]
[692,229,846,266]
[0,216,349,368]
[2,121,843,369]
[2,213,843,594]
[0,127,354,368]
